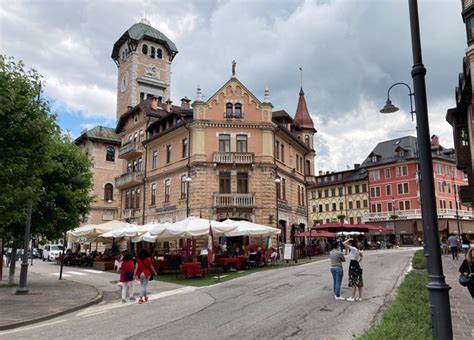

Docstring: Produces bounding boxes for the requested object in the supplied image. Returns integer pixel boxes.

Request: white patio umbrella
[131,223,171,243]
[100,222,161,238]
[149,217,237,241]
[70,220,135,241]
[221,219,281,237]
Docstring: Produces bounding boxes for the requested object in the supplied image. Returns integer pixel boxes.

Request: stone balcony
[213,152,254,164]
[118,142,144,159]
[213,193,255,208]
[115,171,144,189]
[362,209,474,223]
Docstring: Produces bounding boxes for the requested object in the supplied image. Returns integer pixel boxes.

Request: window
[275,141,280,159]
[166,144,171,164]
[142,44,148,54]
[276,176,281,200]
[300,158,303,174]
[150,46,156,58]
[436,164,443,174]
[236,135,247,153]
[388,202,393,211]
[219,172,231,193]
[181,175,187,199]
[371,203,382,213]
[371,155,378,163]
[282,178,287,200]
[338,187,343,196]
[325,203,329,212]
[356,201,361,209]
[127,161,132,173]
[157,48,162,59]
[386,185,392,196]
[281,144,285,162]
[312,205,317,213]
[397,182,409,194]
[234,103,242,117]
[438,181,445,193]
[305,160,311,175]
[355,185,360,194]
[349,201,353,209]
[106,146,115,162]
[339,202,344,210]
[369,170,380,181]
[237,172,248,193]
[319,204,323,212]
[301,187,305,206]
[125,191,131,209]
[182,138,188,158]
[219,134,230,152]
[104,183,113,201]
[298,187,301,206]
[131,190,136,209]
[304,135,310,146]
[331,188,336,197]
[347,186,353,195]
[137,158,142,171]
[324,189,329,197]
[384,168,391,179]
[332,202,337,211]
[164,179,171,203]
[136,189,140,209]
[396,165,408,177]
[399,200,411,210]
[362,184,367,192]
[296,155,299,172]
[151,183,156,205]
[363,200,368,208]
[152,150,158,169]
[370,187,381,197]
[225,103,233,117]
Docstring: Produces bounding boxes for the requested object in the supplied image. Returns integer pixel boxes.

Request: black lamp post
[380,82,415,121]
[380,1,452,338]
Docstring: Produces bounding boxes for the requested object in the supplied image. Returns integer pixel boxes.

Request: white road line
[0,319,67,335]
[76,286,198,317]
[82,269,106,274]
[81,310,108,318]
[65,271,87,276]
[50,273,72,277]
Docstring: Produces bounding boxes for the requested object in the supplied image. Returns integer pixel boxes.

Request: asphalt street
[0,248,417,340]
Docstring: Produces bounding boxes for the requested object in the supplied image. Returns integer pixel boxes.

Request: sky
[0,0,467,173]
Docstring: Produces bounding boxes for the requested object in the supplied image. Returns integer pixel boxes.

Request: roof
[112,22,178,62]
[115,99,168,134]
[312,167,367,189]
[294,88,316,131]
[75,126,121,145]
[361,135,455,167]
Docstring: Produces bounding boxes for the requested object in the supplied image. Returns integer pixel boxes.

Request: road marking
[81,310,108,318]
[82,269,106,274]
[76,286,198,317]
[0,319,67,335]
[50,273,72,277]
[65,271,87,276]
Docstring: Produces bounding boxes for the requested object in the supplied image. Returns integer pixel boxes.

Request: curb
[0,288,103,331]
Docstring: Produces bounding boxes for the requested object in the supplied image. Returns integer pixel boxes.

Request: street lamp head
[185,176,192,182]
[275,178,281,183]
[380,99,399,114]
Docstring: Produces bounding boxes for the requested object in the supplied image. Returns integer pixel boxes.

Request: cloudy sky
[0,0,467,172]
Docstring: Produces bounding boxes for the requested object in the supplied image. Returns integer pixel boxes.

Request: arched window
[234,103,242,117]
[157,48,162,59]
[225,103,233,117]
[106,146,115,162]
[142,44,148,55]
[104,183,113,201]
[150,46,155,58]
[304,135,310,146]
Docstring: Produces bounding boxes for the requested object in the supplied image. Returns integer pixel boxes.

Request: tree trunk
[8,244,17,285]
[0,239,3,281]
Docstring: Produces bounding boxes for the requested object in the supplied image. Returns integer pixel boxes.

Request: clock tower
[111,18,178,120]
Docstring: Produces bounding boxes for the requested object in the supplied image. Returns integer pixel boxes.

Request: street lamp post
[275,177,281,255]
[408,1,452,337]
[185,176,192,217]
[379,1,453,338]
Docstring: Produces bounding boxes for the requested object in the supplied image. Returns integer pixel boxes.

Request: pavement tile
[0,267,101,330]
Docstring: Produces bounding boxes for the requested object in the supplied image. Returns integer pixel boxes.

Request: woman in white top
[343,238,364,302]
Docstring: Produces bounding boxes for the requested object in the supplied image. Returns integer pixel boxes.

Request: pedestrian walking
[461,234,470,256]
[343,238,364,302]
[448,233,460,260]
[329,241,346,300]
[135,249,156,304]
[459,245,474,301]
[440,236,448,256]
[119,253,135,303]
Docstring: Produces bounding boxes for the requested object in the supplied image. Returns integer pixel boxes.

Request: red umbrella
[295,231,336,238]
[312,223,385,232]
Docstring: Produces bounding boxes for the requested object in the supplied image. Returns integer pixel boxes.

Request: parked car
[42,244,63,261]
[32,248,42,259]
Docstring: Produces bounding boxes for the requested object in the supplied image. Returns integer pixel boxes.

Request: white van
[42,244,63,261]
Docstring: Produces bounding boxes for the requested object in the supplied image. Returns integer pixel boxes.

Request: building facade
[75,126,122,224]
[110,20,316,244]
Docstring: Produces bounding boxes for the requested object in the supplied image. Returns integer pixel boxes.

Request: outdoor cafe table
[216,257,240,270]
[182,262,202,278]
[153,259,170,273]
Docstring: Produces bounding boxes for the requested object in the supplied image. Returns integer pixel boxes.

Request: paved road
[0,248,416,340]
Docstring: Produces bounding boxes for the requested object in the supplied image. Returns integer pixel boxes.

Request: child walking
[119,253,135,303]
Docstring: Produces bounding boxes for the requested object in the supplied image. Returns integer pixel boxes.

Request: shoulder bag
[459,261,472,287]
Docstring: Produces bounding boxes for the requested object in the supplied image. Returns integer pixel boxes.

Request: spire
[263,86,271,104]
[294,87,315,130]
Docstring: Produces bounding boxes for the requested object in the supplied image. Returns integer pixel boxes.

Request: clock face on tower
[120,71,129,93]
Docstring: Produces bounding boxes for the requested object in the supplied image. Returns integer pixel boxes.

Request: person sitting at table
[269,247,278,262]
[248,248,258,268]
[256,247,265,267]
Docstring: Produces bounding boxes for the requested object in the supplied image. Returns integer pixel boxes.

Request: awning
[312,223,385,232]
[295,231,336,238]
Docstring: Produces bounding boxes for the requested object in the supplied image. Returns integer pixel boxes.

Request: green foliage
[412,249,426,270]
[358,262,431,339]
[0,55,93,242]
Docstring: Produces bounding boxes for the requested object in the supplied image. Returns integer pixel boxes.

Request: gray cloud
[0,0,466,171]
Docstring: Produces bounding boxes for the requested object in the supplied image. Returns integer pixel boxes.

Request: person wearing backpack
[119,253,135,303]
[459,245,474,302]
[135,249,157,304]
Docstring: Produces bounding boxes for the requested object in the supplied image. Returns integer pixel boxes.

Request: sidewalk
[0,268,102,331]
[442,255,474,340]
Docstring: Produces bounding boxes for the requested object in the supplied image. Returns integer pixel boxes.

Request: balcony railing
[213,193,255,208]
[118,142,144,159]
[363,208,474,222]
[213,152,254,164]
[115,171,144,189]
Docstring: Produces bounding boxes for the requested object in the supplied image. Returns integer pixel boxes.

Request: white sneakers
[346,297,362,302]
[334,296,345,300]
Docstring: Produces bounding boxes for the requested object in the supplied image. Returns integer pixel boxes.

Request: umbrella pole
[95,241,98,251]
[89,242,92,254]
[309,229,312,260]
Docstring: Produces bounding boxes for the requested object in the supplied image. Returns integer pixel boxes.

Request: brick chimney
[431,135,439,146]
[180,96,191,110]
[151,96,159,110]
[166,99,173,112]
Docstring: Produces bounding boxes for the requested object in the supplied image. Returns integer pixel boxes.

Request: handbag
[459,274,470,287]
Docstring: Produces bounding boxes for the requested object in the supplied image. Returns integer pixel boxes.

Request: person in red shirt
[119,253,135,303]
[135,249,156,304]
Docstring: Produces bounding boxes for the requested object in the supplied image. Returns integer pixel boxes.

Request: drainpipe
[142,117,150,225]
[185,123,192,218]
